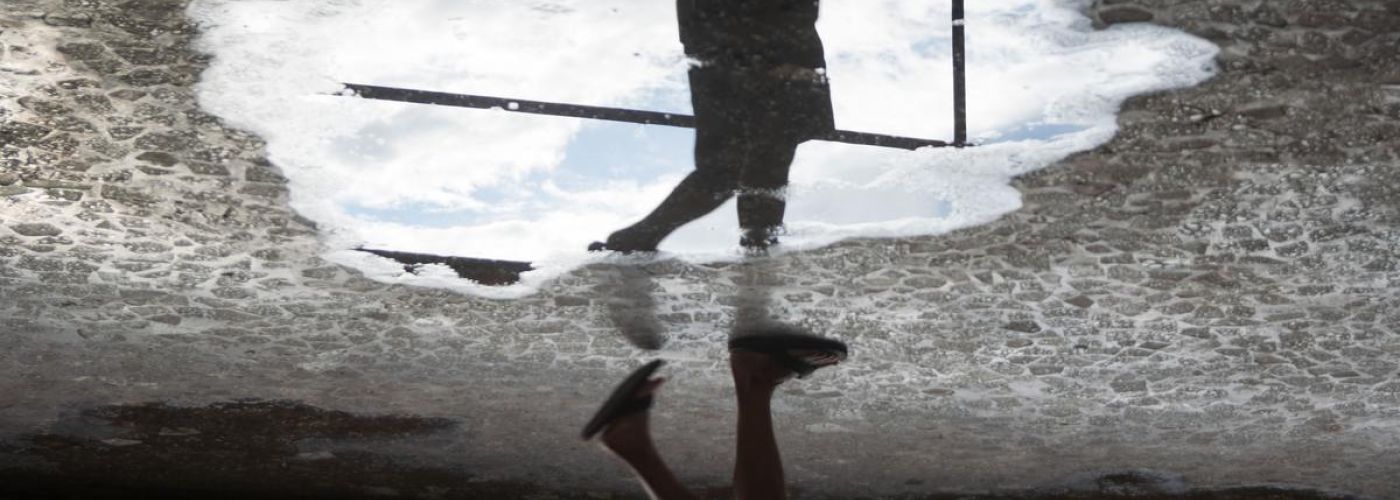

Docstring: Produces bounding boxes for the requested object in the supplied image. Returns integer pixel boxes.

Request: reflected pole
[952,0,967,147]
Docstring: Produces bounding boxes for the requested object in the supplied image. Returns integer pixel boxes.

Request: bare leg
[730,351,792,500]
[598,379,702,500]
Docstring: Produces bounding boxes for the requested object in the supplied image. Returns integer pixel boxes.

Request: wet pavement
[1,0,1398,498]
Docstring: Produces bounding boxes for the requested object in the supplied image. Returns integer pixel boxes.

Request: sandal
[729,325,848,379]
[580,359,666,440]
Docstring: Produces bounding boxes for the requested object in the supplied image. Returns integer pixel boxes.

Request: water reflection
[584,257,848,500]
[581,5,853,498]
[589,0,836,254]
[345,120,695,228]
[592,261,667,350]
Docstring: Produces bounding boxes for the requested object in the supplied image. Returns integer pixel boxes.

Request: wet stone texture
[0,0,1398,498]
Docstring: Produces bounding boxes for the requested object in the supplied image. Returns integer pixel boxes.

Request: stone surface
[8,223,63,237]
[134,151,178,167]
[0,0,1398,499]
[1099,6,1155,25]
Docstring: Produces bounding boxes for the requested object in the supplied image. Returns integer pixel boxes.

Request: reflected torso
[676,0,827,71]
[676,0,834,138]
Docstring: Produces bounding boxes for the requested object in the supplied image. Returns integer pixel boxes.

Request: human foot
[599,378,665,457]
[582,360,666,441]
[729,327,847,389]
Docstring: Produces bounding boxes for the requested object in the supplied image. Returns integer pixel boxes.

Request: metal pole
[342,83,694,127]
[356,247,532,286]
[340,83,951,150]
[952,0,967,146]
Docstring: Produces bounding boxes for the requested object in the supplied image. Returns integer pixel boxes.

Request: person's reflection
[591,0,835,253]
[594,262,666,350]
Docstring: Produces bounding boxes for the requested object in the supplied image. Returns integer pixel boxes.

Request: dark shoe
[588,229,659,254]
[580,360,666,440]
[587,240,656,254]
[729,325,847,379]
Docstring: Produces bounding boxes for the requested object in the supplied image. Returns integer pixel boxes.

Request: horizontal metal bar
[356,247,532,286]
[825,130,949,150]
[343,83,694,127]
[340,83,953,150]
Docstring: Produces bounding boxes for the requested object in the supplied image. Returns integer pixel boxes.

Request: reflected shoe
[588,241,659,255]
[729,326,847,379]
[739,226,781,254]
[740,240,777,258]
[580,359,666,440]
[588,230,660,254]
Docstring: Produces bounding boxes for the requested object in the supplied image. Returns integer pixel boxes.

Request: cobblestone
[0,0,1397,497]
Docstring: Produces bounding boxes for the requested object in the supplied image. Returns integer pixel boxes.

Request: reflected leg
[598,85,743,252]
[731,256,778,328]
[735,79,833,251]
[593,264,665,350]
[736,140,798,250]
[600,163,737,252]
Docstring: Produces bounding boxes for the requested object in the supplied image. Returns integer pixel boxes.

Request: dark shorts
[689,65,834,142]
[687,65,835,190]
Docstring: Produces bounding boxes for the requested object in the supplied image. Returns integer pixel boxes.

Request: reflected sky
[339,95,1076,230]
[346,110,696,228]
[189,0,1217,295]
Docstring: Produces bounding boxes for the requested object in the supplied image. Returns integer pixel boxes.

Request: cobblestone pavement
[1,0,1398,498]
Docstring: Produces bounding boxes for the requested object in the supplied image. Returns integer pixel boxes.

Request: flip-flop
[580,359,666,441]
[729,326,848,379]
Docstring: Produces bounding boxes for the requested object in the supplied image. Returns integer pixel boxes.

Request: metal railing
[337,0,969,150]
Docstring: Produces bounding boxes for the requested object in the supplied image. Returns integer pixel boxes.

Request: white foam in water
[187,0,1217,298]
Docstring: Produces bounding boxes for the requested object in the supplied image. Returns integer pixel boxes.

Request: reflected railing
[342,0,970,286]
[336,0,968,151]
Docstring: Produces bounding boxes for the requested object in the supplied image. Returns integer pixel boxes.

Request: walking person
[590,0,836,253]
